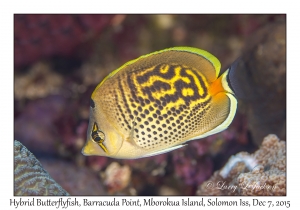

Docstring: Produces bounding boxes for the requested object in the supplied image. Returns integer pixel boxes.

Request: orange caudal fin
[210,57,249,99]
[211,57,249,100]
[209,67,234,97]
[209,75,226,96]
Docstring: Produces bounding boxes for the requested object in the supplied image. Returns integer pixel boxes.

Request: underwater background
[14,14,286,195]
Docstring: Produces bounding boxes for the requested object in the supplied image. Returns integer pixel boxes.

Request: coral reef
[40,159,106,195]
[14,14,115,68]
[172,149,213,186]
[14,62,63,100]
[14,140,69,196]
[197,134,286,196]
[232,20,286,145]
[14,95,67,156]
[14,15,285,195]
[101,162,131,194]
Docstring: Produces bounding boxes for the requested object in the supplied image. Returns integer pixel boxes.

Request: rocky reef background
[14,14,286,195]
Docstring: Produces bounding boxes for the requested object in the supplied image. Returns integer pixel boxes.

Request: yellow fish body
[82,47,237,159]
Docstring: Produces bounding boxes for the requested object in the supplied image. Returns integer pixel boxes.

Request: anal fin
[140,144,187,158]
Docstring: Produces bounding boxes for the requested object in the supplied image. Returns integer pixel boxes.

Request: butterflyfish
[82,47,238,159]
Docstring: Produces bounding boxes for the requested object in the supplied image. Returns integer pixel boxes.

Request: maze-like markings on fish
[113,63,213,149]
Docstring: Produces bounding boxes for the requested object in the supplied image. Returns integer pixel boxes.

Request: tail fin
[216,58,240,97]
[227,58,243,98]
[225,57,258,100]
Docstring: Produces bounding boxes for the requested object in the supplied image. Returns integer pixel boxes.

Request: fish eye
[91,122,108,153]
[92,130,105,143]
[90,99,95,108]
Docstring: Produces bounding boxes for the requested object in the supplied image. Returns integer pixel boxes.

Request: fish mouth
[81,140,98,156]
[81,145,91,156]
[81,146,90,156]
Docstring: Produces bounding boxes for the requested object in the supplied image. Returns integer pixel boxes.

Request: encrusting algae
[102,162,132,194]
[197,134,286,196]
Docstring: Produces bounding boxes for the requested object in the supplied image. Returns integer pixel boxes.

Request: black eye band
[90,99,95,108]
[92,131,103,143]
[91,122,107,153]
